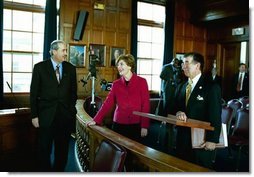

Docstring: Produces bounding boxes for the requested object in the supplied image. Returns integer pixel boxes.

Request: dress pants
[38,107,71,172]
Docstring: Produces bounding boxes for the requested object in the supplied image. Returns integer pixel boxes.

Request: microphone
[6,81,21,112]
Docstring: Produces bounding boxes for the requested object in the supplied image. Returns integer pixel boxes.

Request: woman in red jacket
[87,54,150,141]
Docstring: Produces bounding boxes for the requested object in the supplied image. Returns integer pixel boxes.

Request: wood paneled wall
[60,0,131,98]
[173,0,207,67]
[173,0,249,76]
[3,0,249,108]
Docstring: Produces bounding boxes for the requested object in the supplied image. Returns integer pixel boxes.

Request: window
[137,2,165,91]
[3,0,46,93]
[240,41,248,64]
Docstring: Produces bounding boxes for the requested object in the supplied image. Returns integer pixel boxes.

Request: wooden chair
[92,140,127,172]
[228,107,249,171]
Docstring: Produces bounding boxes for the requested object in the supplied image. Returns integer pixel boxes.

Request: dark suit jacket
[174,75,222,166]
[232,72,249,98]
[206,74,222,89]
[30,59,77,128]
[160,64,183,114]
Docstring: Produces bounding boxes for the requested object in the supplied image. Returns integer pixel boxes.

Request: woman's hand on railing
[85,120,96,127]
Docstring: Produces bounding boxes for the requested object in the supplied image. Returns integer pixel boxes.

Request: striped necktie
[185,79,193,106]
[237,73,243,92]
[55,65,60,83]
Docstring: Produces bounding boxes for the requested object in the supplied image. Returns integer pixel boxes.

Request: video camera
[100,79,112,91]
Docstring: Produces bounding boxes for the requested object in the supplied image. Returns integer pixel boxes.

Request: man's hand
[141,128,148,137]
[32,117,39,128]
[200,141,216,151]
[176,111,187,122]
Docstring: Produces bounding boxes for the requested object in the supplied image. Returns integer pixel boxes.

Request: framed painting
[69,44,86,67]
[89,44,106,67]
[110,47,126,66]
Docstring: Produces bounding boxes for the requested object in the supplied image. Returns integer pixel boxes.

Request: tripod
[88,75,98,117]
[82,54,100,117]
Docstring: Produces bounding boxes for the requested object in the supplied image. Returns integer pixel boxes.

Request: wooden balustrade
[75,99,211,172]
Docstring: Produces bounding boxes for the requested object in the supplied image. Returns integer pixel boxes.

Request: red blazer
[94,74,150,128]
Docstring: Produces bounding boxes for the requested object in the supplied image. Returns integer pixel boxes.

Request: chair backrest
[227,99,243,119]
[92,140,127,172]
[221,105,234,134]
[232,108,249,139]
[83,96,103,117]
[238,96,249,108]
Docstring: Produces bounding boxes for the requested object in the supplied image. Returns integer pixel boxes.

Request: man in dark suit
[160,58,183,115]
[207,67,222,88]
[30,40,77,171]
[159,58,184,152]
[232,63,249,98]
[174,52,221,169]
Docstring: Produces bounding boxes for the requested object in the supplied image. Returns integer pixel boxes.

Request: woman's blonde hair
[116,54,135,72]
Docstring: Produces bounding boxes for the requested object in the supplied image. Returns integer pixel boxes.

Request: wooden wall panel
[106,0,117,8]
[91,30,104,44]
[174,0,207,72]
[119,11,130,31]
[175,39,185,52]
[82,29,90,43]
[106,11,117,29]
[60,0,131,98]
[193,27,206,40]
[193,41,205,54]
[175,22,184,37]
[104,31,116,47]
[93,10,105,29]
[206,43,217,58]
[183,40,193,52]
[116,32,129,49]
[119,0,130,9]
[184,23,193,38]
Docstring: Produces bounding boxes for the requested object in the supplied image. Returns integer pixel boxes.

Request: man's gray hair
[49,40,66,56]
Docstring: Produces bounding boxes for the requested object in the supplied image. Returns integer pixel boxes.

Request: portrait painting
[69,44,86,67]
[110,47,126,66]
[89,44,106,67]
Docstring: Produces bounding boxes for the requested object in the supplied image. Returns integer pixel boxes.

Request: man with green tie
[174,52,222,169]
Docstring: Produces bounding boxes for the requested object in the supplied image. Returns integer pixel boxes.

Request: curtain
[131,0,138,72]
[43,0,57,60]
[0,0,3,104]
[163,0,175,65]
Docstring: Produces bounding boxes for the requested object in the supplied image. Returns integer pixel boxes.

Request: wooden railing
[75,99,211,172]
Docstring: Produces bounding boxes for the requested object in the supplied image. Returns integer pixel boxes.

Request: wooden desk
[0,108,37,160]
